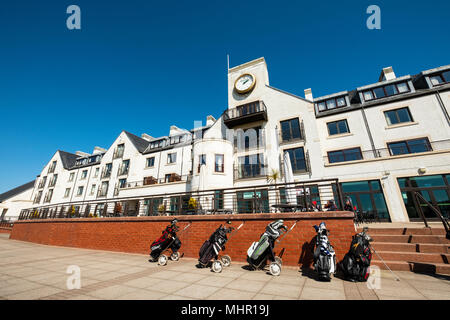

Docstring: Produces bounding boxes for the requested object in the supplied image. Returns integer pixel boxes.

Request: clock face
[235,73,256,94]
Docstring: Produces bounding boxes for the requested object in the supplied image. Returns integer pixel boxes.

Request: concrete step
[373,251,449,264]
[372,260,450,275]
[372,242,449,254]
[372,234,449,244]
[358,227,446,236]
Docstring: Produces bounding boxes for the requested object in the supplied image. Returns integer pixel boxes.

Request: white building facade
[18,58,450,223]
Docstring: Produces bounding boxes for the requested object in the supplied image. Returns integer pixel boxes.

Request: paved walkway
[0,234,449,300]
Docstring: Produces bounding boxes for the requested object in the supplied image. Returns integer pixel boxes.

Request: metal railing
[120,174,190,189]
[414,191,450,239]
[234,164,268,180]
[223,101,267,121]
[17,178,344,220]
[0,219,14,229]
[324,139,450,164]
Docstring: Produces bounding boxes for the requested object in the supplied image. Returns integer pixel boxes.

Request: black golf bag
[198,224,233,267]
[341,228,373,282]
[313,222,336,281]
[149,219,181,261]
[246,220,287,274]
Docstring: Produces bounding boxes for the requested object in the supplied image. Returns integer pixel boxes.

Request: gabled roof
[0,180,35,202]
[123,131,151,153]
[58,150,80,169]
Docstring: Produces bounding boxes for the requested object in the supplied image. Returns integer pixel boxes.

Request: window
[64,188,71,198]
[48,161,57,173]
[429,71,450,86]
[167,153,177,164]
[384,107,413,126]
[363,82,410,102]
[215,154,224,173]
[198,154,206,173]
[81,170,88,180]
[316,96,347,112]
[235,126,264,151]
[118,179,127,188]
[49,174,58,187]
[388,138,432,156]
[286,147,308,172]
[280,119,302,142]
[146,157,155,168]
[327,120,349,135]
[99,182,108,197]
[45,189,53,203]
[94,167,99,177]
[114,144,125,158]
[237,154,265,178]
[77,186,84,196]
[328,147,363,163]
[69,172,75,182]
[90,184,96,195]
[119,160,130,175]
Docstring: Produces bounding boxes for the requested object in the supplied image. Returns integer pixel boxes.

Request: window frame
[285,147,308,173]
[280,118,302,142]
[167,152,177,164]
[326,119,350,136]
[215,154,224,173]
[327,147,363,164]
[387,137,432,156]
[316,96,347,112]
[363,81,410,102]
[146,157,155,168]
[384,107,413,126]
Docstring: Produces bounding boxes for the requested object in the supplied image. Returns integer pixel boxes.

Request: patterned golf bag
[247,220,287,269]
[313,222,336,281]
[341,229,373,282]
[198,225,232,267]
[149,220,181,261]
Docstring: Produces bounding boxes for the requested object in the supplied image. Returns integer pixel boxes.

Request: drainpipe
[360,104,377,158]
[435,89,450,126]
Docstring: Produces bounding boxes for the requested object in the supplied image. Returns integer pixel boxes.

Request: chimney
[75,151,90,157]
[206,115,216,126]
[141,133,154,141]
[379,67,396,82]
[92,146,107,154]
[304,88,313,101]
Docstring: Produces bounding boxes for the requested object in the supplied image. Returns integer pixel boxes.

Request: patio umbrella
[283,151,297,205]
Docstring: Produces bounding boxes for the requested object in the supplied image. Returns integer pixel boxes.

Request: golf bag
[149,219,181,261]
[313,222,336,281]
[246,220,287,274]
[198,224,233,267]
[341,228,373,282]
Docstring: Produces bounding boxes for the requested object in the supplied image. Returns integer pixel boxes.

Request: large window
[236,189,269,213]
[114,144,125,158]
[429,71,450,86]
[285,147,307,173]
[388,138,432,156]
[327,147,362,163]
[146,157,155,168]
[317,96,347,112]
[215,154,224,173]
[327,120,349,136]
[384,107,413,126]
[341,180,390,221]
[398,174,450,220]
[280,118,302,142]
[237,154,266,179]
[167,153,177,164]
[363,82,410,102]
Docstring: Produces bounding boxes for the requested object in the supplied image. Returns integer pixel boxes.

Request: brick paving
[0,234,449,300]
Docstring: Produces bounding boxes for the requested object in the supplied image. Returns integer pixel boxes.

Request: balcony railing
[323,139,450,165]
[47,165,56,174]
[223,101,268,128]
[97,187,108,198]
[18,178,344,218]
[113,148,124,159]
[48,179,57,188]
[117,164,129,176]
[38,180,46,189]
[101,168,112,179]
[120,175,190,189]
[234,164,268,180]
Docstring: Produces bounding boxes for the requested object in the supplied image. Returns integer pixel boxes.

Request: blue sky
[0,0,449,193]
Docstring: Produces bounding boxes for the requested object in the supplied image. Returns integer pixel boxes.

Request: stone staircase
[358,227,450,275]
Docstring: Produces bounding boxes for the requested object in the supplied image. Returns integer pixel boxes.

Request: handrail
[414,191,450,238]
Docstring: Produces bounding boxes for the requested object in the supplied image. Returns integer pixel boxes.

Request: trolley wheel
[157,254,168,266]
[211,260,223,273]
[275,256,282,266]
[221,255,231,267]
[269,262,281,276]
[170,252,180,261]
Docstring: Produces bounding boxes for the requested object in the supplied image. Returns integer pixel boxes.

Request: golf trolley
[246,220,298,276]
[149,219,191,266]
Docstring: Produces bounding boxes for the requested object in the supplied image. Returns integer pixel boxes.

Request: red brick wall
[10,212,355,267]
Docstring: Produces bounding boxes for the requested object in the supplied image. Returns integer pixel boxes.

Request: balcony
[323,139,450,165]
[223,101,267,128]
[234,164,267,180]
[101,168,112,179]
[120,175,189,189]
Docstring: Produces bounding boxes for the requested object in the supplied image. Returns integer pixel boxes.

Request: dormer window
[317,96,347,112]
[363,81,409,102]
[429,71,450,86]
